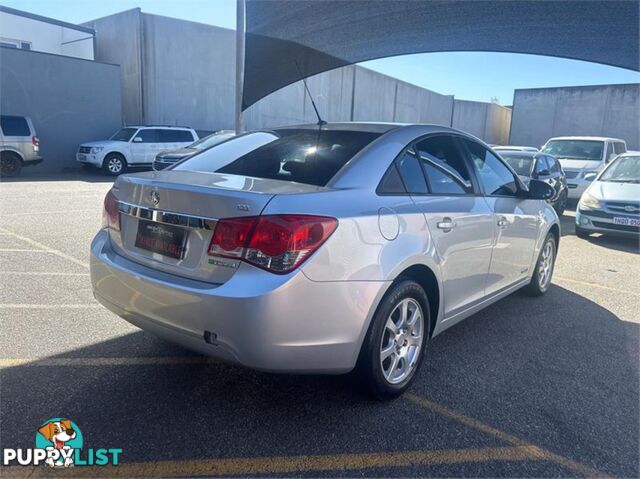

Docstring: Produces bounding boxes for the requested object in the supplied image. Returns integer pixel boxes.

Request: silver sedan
[91,123,560,399]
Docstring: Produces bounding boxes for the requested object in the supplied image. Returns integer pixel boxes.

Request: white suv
[540,136,627,199]
[77,126,199,175]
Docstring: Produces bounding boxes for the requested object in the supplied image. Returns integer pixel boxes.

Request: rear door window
[1,116,30,136]
[134,129,159,143]
[157,129,195,143]
[614,142,626,154]
[415,135,473,195]
[176,129,381,187]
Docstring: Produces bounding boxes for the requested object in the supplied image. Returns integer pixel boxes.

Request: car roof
[126,125,194,130]
[546,136,625,142]
[271,122,405,134]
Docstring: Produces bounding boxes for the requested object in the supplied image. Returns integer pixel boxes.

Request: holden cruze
[91,123,560,399]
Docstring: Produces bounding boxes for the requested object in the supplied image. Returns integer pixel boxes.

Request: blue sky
[7,0,639,105]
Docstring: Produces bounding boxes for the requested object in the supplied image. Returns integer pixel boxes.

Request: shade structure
[243,0,639,110]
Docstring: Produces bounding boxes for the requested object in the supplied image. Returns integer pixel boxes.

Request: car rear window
[1,116,30,136]
[174,129,381,186]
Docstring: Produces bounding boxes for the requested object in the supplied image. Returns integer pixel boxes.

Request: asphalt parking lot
[0,173,638,478]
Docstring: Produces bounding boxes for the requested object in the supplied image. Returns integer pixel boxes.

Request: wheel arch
[394,264,441,338]
[1,148,25,162]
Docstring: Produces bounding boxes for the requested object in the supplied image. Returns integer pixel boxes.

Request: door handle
[497,217,508,227]
[437,217,455,231]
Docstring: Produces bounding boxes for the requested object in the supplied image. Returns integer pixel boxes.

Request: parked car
[541,136,627,199]
[493,145,539,153]
[90,123,559,399]
[77,126,199,176]
[0,115,42,177]
[499,151,568,215]
[153,130,235,171]
[576,152,640,239]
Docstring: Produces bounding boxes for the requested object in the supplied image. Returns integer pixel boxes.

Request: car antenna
[295,60,327,126]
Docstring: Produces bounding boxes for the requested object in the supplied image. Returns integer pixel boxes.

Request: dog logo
[150,190,160,206]
[35,418,82,468]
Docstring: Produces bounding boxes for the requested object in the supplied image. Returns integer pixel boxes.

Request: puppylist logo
[3,418,122,468]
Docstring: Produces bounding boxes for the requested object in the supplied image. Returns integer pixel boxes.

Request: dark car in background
[499,150,568,215]
[153,130,235,171]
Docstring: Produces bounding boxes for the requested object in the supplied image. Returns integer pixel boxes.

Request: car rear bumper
[576,209,640,237]
[90,230,384,373]
[23,156,43,166]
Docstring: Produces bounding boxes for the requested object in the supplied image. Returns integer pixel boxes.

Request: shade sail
[243,0,639,110]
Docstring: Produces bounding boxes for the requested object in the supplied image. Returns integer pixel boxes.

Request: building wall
[452,100,512,145]
[86,10,510,143]
[83,9,144,125]
[0,47,121,172]
[510,84,640,149]
[0,9,93,60]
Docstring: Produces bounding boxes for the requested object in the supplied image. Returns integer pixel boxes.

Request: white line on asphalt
[0,356,219,368]
[0,304,100,309]
[554,276,640,296]
[0,249,54,252]
[0,209,95,216]
[0,271,90,276]
[0,226,89,268]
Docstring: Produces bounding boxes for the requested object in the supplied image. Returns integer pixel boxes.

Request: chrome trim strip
[118,202,218,230]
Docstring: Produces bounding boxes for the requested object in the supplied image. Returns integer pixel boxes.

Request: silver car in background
[576,152,640,239]
[91,123,560,399]
[153,130,235,171]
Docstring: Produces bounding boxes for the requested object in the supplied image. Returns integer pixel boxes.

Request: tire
[102,153,126,176]
[575,226,590,239]
[357,280,430,400]
[554,190,567,216]
[524,233,556,296]
[0,152,22,177]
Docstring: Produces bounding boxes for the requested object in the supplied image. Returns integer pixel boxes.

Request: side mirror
[528,179,555,200]
[133,137,143,143]
[584,172,597,182]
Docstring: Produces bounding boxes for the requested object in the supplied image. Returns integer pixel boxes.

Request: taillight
[102,189,120,231]
[32,136,39,151]
[208,215,337,274]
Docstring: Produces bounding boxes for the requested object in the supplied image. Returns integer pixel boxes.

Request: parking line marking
[554,276,640,296]
[0,248,55,252]
[0,304,100,309]
[405,393,609,478]
[0,226,89,269]
[0,271,90,276]
[0,208,95,216]
[0,356,219,368]
[0,445,542,477]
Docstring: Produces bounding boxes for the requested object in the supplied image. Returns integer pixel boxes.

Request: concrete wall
[84,9,143,125]
[0,47,122,172]
[510,84,640,149]
[142,13,236,130]
[87,10,510,142]
[452,100,512,145]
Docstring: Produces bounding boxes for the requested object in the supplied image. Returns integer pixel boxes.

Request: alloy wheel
[538,239,555,290]
[107,157,123,174]
[380,298,424,384]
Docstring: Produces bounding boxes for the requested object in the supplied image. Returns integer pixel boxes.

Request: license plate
[78,154,86,161]
[613,217,640,227]
[135,220,187,259]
